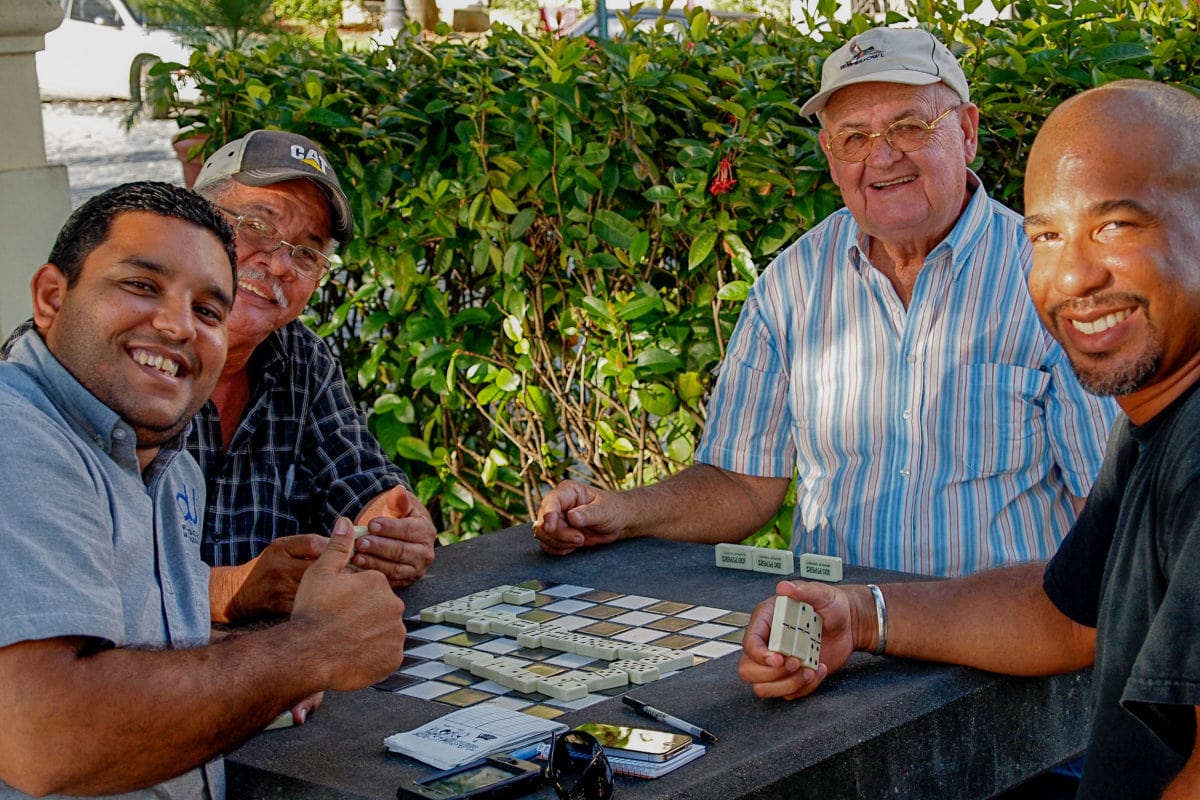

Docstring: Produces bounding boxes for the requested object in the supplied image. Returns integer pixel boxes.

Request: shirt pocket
[953,363,1050,478]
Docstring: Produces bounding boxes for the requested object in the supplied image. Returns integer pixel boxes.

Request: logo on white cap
[842,42,883,70]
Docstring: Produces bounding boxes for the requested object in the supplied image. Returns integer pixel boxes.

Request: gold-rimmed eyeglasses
[826,106,959,163]
[217,206,332,281]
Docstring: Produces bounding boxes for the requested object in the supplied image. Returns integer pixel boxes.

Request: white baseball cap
[800,27,969,118]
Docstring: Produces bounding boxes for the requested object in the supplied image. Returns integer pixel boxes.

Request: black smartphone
[573,723,693,762]
[396,754,543,800]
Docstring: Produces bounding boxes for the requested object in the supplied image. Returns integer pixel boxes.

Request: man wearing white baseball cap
[539,23,1113,578]
[189,130,436,624]
[536,26,1110,794]
[797,26,970,116]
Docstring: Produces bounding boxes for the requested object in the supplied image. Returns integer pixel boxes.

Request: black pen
[623,695,718,743]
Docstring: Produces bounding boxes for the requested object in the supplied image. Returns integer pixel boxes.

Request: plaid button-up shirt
[192,320,408,566]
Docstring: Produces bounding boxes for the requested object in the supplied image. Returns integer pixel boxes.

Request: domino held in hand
[767,595,822,671]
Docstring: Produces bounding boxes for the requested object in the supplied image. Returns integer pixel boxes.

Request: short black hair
[48,181,237,286]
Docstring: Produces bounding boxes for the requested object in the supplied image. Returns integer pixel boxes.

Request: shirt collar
[7,329,188,473]
[848,169,989,277]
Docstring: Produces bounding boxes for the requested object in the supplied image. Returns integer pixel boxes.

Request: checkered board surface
[372,579,749,719]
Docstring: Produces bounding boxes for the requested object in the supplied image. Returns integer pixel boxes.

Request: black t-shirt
[1044,382,1200,799]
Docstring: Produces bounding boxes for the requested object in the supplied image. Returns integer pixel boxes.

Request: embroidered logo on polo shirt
[176,484,202,544]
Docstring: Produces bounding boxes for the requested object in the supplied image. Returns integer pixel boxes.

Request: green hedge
[178,0,1199,543]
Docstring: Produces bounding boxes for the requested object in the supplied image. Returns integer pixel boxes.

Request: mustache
[1046,291,1147,318]
[235,268,288,307]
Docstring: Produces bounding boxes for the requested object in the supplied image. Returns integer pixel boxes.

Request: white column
[0,0,72,335]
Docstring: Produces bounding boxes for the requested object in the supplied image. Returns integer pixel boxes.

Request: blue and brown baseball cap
[194,129,354,244]
[800,27,969,117]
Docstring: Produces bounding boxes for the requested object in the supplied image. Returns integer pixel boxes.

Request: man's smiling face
[1024,85,1200,420]
[36,211,233,449]
[819,81,976,251]
[216,178,333,354]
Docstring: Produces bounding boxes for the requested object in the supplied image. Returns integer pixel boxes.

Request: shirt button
[901,409,912,420]
[113,428,126,440]
[906,353,917,363]
[899,468,910,477]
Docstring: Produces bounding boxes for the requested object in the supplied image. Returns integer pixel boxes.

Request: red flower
[709,157,737,196]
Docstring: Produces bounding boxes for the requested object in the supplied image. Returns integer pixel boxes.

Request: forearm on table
[621,465,790,544]
[0,625,332,796]
[871,562,1096,675]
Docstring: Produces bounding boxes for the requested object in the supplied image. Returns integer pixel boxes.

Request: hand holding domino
[768,596,822,670]
[737,580,860,701]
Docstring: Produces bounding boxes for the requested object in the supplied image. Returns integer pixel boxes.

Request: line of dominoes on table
[418,585,703,701]
[375,580,748,715]
[714,544,844,583]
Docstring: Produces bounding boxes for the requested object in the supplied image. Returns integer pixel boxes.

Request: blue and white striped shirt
[696,177,1118,577]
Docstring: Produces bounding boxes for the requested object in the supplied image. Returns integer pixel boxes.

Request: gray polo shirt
[0,333,222,799]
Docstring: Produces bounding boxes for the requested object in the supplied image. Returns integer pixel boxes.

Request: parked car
[37,0,194,103]
[562,6,755,38]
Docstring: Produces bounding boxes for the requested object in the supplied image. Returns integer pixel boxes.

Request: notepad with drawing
[384,702,567,770]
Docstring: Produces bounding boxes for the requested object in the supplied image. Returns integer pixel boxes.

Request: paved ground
[41,100,183,208]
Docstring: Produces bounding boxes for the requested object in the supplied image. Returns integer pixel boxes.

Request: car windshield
[123,0,152,24]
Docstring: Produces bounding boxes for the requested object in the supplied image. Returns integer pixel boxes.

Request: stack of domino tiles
[420,585,696,702]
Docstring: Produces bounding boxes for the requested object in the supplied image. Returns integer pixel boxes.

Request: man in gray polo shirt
[0,182,407,799]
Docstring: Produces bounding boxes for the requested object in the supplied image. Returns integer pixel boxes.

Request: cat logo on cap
[290,144,330,175]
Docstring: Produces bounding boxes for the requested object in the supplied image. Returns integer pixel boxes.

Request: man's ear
[31,263,68,332]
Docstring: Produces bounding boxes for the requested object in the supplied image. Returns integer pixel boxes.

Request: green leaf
[523,384,549,416]
[630,231,650,265]
[494,368,521,392]
[617,294,663,320]
[593,209,639,250]
[490,188,519,215]
[688,231,718,269]
[636,383,678,416]
[636,348,684,373]
[510,207,537,238]
[502,314,523,342]
[581,296,613,322]
[717,280,750,302]
[643,185,676,202]
[394,436,434,462]
[676,371,704,405]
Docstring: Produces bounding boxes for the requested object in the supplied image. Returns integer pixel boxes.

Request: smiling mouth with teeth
[238,279,278,304]
[1070,309,1131,335]
[133,350,180,378]
[872,176,916,189]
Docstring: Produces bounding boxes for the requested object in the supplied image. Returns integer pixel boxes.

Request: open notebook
[385,702,568,770]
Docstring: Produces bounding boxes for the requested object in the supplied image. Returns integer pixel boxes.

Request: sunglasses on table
[546,730,615,800]
[396,730,614,800]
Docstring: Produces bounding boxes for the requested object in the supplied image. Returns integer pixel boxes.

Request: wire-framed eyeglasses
[826,106,959,163]
[217,206,332,281]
